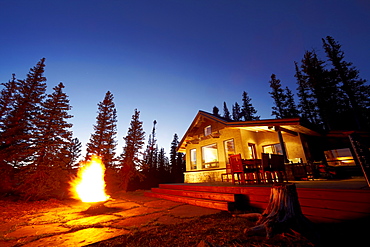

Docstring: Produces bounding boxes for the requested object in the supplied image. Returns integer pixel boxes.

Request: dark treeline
[0,59,184,200]
[213,36,370,132]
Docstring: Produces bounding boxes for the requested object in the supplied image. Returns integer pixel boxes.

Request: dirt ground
[0,192,368,247]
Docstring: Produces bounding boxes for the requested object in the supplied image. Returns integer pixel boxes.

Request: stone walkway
[0,191,220,247]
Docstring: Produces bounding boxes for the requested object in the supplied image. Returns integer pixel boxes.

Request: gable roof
[177,110,321,152]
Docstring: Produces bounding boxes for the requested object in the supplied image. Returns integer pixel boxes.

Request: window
[263,143,283,155]
[204,125,212,136]
[248,143,257,159]
[224,139,235,162]
[190,149,197,169]
[202,143,219,168]
[325,148,355,167]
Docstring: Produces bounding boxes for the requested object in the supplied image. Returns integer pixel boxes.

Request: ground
[0,191,367,247]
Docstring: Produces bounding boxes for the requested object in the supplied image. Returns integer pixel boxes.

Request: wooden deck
[145,180,370,223]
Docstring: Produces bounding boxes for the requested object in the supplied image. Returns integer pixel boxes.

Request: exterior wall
[184,127,308,183]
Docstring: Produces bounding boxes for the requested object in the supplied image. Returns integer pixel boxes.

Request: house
[177,110,324,183]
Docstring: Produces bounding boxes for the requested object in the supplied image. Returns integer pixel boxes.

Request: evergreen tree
[142,120,159,188]
[19,82,73,200]
[119,109,145,191]
[212,106,220,117]
[295,61,321,125]
[85,91,117,168]
[0,74,18,129]
[169,133,179,174]
[232,102,242,121]
[322,36,370,130]
[301,50,343,130]
[157,147,169,183]
[0,58,47,168]
[67,137,82,169]
[241,91,260,121]
[222,102,231,120]
[284,86,300,118]
[269,74,286,119]
[169,133,184,182]
[34,82,73,168]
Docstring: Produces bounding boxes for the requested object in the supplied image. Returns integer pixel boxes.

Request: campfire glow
[70,155,110,203]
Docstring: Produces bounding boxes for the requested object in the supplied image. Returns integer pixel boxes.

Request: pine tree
[119,109,145,191]
[169,133,184,182]
[283,86,300,118]
[0,58,47,168]
[222,102,231,120]
[19,82,74,200]
[212,106,220,117]
[241,91,260,121]
[169,133,179,174]
[301,50,343,130]
[232,102,242,121]
[86,91,117,168]
[0,74,18,129]
[269,74,286,119]
[322,36,370,130]
[35,82,73,168]
[67,137,82,169]
[295,61,321,125]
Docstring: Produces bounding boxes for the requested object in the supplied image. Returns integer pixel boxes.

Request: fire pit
[70,155,111,213]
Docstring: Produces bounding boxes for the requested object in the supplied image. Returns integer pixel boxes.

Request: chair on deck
[243,159,261,184]
[270,154,288,182]
[228,154,245,185]
[259,153,273,183]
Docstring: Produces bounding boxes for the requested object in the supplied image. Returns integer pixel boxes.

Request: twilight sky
[1,0,370,155]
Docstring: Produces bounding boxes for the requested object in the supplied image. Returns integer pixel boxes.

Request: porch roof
[177,110,322,152]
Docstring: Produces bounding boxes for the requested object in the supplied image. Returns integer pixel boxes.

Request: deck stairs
[145,183,370,223]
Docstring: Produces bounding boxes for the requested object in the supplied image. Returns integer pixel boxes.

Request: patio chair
[228,154,247,185]
[259,153,273,183]
[270,154,288,183]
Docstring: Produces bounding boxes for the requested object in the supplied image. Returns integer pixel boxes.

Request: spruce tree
[119,109,145,191]
[241,91,260,121]
[67,137,82,169]
[222,102,231,120]
[212,106,220,117]
[35,82,73,168]
[169,133,184,182]
[86,91,117,168]
[0,58,47,168]
[322,36,370,130]
[19,82,73,200]
[232,102,242,121]
[169,133,179,175]
[284,86,300,118]
[269,74,286,119]
[301,50,343,130]
[295,61,321,125]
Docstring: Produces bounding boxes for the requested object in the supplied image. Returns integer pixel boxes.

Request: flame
[70,155,110,203]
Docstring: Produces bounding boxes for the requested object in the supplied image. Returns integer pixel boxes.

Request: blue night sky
[1,0,370,155]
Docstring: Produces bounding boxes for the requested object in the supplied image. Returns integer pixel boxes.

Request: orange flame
[70,155,110,203]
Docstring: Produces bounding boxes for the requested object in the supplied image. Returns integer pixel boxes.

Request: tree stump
[243,183,318,242]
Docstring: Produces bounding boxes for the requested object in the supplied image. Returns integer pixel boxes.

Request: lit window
[262,143,283,155]
[202,143,219,168]
[248,143,257,159]
[325,148,355,167]
[204,125,212,136]
[224,139,235,162]
[190,149,197,169]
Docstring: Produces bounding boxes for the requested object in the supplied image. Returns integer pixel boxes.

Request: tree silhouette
[86,91,117,168]
[232,102,242,121]
[223,101,231,120]
[241,91,259,121]
[119,109,145,191]
[0,58,47,168]
[322,36,370,130]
